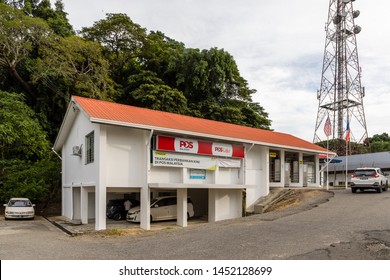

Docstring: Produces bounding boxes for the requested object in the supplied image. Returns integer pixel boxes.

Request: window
[85,131,94,164]
[269,150,281,183]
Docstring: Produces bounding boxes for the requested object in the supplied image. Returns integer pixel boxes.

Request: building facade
[54,96,332,230]
[326,152,390,186]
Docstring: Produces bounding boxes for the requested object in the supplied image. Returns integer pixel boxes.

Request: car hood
[128,206,140,213]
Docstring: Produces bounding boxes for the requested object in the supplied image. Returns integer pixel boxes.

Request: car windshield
[354,170,376,176]
[151,198,159,205]
[9,200,31,207]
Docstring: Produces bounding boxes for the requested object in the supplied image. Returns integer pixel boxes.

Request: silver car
[127,196,194,222]
[3,198,35,220]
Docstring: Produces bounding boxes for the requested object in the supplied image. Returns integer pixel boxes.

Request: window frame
[85,131,95,164]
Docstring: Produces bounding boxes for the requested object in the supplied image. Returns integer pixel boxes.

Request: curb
[42,216,79,237]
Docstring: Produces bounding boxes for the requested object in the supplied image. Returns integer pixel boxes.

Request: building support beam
[80,186,88,224]
[140,187,150,230]
[177,188,188,227]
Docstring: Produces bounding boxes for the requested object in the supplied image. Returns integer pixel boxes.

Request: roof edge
[53,97,80,151]
[91,117,332,155]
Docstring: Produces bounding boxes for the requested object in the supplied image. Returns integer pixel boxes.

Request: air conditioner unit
[72,145,82,156]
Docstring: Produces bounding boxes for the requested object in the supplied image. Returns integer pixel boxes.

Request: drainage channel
[41,216,78,237]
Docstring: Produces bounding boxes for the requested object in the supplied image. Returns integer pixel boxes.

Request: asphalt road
[1,189,390,260]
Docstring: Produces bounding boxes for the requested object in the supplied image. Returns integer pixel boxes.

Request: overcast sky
[57,0,390,142]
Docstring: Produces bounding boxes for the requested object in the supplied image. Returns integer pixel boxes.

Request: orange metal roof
[73,96,329,153]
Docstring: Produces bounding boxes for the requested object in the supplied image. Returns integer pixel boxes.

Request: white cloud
[59,0,390,142]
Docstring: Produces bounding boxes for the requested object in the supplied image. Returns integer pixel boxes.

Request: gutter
[52,147,62,160]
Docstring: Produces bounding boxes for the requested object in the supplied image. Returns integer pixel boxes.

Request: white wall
[328,172,351,186]
[105,126,148,188]
[218,167,241,185]
[149,158,241,185]
[209,189,242,222]
[61,110,98,221]
[245,145,269,211]
[149,166,182,184]
[62,112,99,187]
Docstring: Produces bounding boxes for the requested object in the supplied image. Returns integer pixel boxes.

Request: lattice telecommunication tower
[313,0,368,155]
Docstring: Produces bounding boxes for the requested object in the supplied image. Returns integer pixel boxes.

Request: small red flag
[324,116,332,137]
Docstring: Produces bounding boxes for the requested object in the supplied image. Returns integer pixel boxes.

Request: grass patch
[90,228,147,238]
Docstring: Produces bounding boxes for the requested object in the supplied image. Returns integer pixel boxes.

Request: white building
[326,152,390,186]
[54,96,332,230]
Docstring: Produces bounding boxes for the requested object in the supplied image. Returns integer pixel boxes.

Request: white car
[127,196,194,222]
[351,167,389,193]
[3,198,35,220]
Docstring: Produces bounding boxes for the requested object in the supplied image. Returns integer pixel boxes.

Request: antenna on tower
[313,0,369,156]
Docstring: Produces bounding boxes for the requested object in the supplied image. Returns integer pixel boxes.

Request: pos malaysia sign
[156,135,245,158]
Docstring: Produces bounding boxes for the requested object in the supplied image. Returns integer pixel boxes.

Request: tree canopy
[0,1,273,203]
[0,91,60,203]
[2,0,390,204]
[367,133,390,153]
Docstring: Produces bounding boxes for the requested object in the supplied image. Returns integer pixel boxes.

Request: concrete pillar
[315,154,321,186]
[80,186,88,224]
[280,150,286,187]
[95,186,106,230]
[96,126,107,230]
[260,146,269,189]
[299,152,304,187]
[182,167,189,183]
[208,189,217,222]
[177,188,188,227]
[140,187,150,230]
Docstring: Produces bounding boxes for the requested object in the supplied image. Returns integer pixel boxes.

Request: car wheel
[113,213,122,220]
[377,187,382,193]
[351,188,357,193]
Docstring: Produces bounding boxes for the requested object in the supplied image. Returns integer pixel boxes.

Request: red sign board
[156,135,245,158]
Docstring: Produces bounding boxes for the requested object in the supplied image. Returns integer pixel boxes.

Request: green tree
[34,0,74,36]
[30,35,115,140]
[0,91,60,204]
[121,70,188,114]
[141,31,185,87]
[131,84,188,114]
[2,0,74,36]
[0,91,50,160]
[81,13,147,87]
[79,12,271,130]
[369,133,390,143]
[0,3,51,101]
[173,47,271,129]
[32,35,115,100]
[1,159,61,204]
[368,133,390,153]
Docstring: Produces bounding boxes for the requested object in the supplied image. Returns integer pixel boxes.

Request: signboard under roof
[156,135,245,158]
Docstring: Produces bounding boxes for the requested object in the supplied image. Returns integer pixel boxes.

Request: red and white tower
[313,0,368,155]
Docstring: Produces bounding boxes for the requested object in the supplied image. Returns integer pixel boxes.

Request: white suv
[351,167,389,193]
[126,196,195,222]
